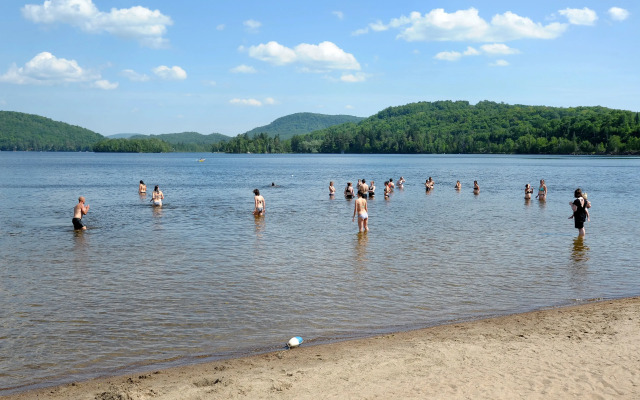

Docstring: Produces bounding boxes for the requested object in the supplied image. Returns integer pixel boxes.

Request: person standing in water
[329,181,336,197]
[138,180,146,194]
[151,185,164,206]
[570,188,589,236]
[536,179,547,201]
[72,196,90,230]
[524,184,533,199]
[359,179,369,199]
[473,180,480,194]
[344,182,355,199]
[253,189,265,215]
[352,192,369,232]
[369,181,376,198]
[455,181,461,190]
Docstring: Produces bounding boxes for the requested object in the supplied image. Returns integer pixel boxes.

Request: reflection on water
[571,236,590,263]
[1,152,640,394]
[254,214,266,237]
[355,231,369,265]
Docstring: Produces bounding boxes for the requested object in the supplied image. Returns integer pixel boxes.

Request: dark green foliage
[130,131,230,152]
[274,101,639,155]
[0,111,104,151]
[93,138,172,153]
[213,133,290,153]
[242,112,365,140]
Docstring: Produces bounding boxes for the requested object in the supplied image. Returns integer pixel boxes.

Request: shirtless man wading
[72,196,90,230]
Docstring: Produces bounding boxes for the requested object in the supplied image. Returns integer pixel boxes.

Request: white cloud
[480,43,519,55]
[93,79,118,90]
[345,105,354,110]
[121,69,150,82]
[352,27,369,36]
[230,64,257,74]
[558,7,598,26]
[490,59,509,67]
[434,51,462,61]
[230,97,276,107]
[463,46,481,56]
[247,41,360,71]
[340,72,369,82]
[608,7,630,21]
[0,51,99,85]
[360,7,567,42]
[216,24,225,31]
[333,11,344,20]
[243,19,261,32]
[153,65,187,80]
[22,0,173,48]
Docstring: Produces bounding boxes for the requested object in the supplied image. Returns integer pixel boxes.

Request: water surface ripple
[1,153,639,393]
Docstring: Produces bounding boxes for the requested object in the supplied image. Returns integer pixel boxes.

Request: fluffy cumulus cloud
[229,97,276,107]
[356,7,567,42]
[243,19,261,32]
[340,72,370,82]
[490,59,509,67]
[152,65,187,80]
[434,43,518,62]
[0,51,102,85]
[92,79,118,90]
[558,7,598,26]
[22,0,173,48]
[434,51,462,61]
[121,69,150,82]
[480,43,520,55]
[246,41,360,71]
[608,7,630,21]
[230,64,257,74]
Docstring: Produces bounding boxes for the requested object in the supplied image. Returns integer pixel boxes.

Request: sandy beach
[4,297,639,399]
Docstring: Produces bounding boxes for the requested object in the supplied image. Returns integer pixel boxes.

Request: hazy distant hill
[242,112,365,140]
[130,131,230,152]
[0,111,104,151]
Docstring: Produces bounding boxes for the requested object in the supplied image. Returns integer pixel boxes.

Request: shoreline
[3,297,639,399]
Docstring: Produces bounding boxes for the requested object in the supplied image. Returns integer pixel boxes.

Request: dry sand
[4,297,639,399]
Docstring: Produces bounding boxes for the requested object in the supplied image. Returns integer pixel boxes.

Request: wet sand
[4,297,639,399]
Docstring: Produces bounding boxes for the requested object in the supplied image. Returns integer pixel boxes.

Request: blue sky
[0,0,637,136]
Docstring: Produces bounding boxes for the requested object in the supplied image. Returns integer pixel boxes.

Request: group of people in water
[139,180,164,206]
[73,177,591,237]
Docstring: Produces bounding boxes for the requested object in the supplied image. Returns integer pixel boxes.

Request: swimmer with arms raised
[72,196,90,230]
[352,192,369,232]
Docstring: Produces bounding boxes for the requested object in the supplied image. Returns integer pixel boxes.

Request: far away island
[1,100,639,155]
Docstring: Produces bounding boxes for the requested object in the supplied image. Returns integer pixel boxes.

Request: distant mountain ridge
[242,112,365,140]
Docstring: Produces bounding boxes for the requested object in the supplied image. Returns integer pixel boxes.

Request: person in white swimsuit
[352,192,369,232]
[151,185,164,206]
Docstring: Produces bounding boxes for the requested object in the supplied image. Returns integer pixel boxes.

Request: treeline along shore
[2,100,640,154]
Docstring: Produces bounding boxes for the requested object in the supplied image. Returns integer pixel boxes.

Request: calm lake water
[1,152,639,394]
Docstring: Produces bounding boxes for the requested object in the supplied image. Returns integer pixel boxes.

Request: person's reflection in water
[73,229,89,267]
[254,213,266,238]
[571,236,590,264]
[569,236,590,293]
[355,231,369,267]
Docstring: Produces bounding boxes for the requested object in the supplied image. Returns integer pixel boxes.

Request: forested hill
[294,101,640,154]
[0,111,104,151]
[242,112,365,140]
[129,131,230,152]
